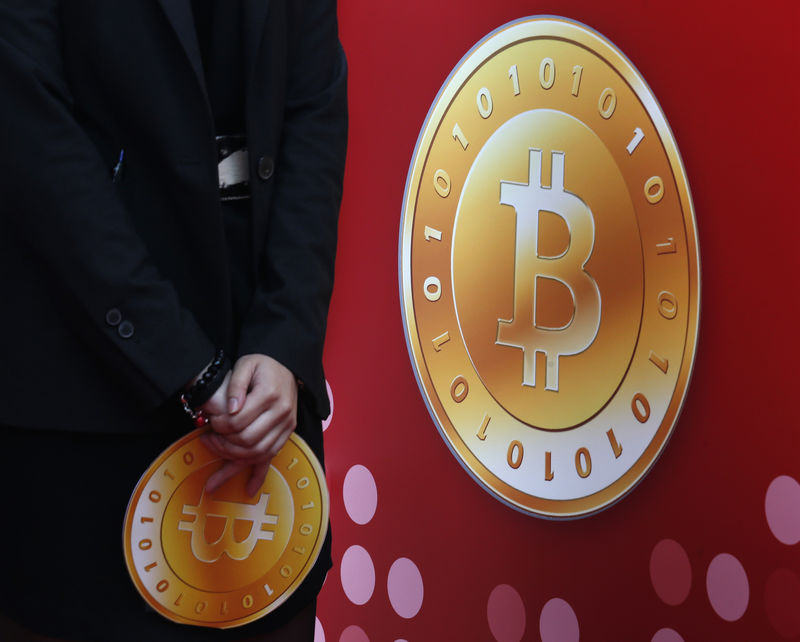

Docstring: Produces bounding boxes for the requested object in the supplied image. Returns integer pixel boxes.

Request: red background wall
[317,1,800,640]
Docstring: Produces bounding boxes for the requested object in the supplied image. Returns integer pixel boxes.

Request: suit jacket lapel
[157,0,209,104]
[242,0,271,93]
[157,0,270,121]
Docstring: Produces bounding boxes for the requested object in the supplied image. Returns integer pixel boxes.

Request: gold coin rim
[399,15,700,518]
[122,429,330,628]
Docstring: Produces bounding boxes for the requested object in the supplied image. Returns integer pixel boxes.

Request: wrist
[181,349,230,425]
[187,359,213,389]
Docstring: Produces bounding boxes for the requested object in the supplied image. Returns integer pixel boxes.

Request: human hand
[199,354,298,496]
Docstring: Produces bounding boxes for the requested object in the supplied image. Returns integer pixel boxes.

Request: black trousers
[0,424,329,642]
[0,601,316,642]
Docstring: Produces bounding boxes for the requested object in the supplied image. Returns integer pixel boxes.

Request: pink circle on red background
[322,380,334,431]
[340,545,375,606]
[339,625,369,642]
[343,465,378,525]
[314,617,325,642]
[387,558,424,619]
[650,539,692,606]
[765,475,800,545]
[539,598,579,642]
[765,567,800,639]
[652,628,684,642]
[706,553,749,621]
[487,584,526,642]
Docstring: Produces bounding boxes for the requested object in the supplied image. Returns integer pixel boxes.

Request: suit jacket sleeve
[0,0,215,408]
[237,0,348,419]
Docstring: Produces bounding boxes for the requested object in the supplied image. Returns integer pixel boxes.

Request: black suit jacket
[0,0,347,433]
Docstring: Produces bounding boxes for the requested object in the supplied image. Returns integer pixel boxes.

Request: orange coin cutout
[123,430,328,628]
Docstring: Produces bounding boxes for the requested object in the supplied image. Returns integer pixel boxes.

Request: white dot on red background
[651,628,684,642]
[314,617,325,642]
[706,553,749,621]
[343,465,378,525]
[539,598,579,642]
[649,539,692,606]
[322,380,334,431]
[340,545,375,605]
[387,558,424,619]
[339,625,369,642]
[765,475,800,545]
[487,584,526,642]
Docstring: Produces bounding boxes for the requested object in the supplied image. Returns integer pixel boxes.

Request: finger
[264,425,294,462]
[205,459,248,494]
[208,396,272,437]
[208,382,278,435]
[246,460,271,497]
[200,432,230,460]
[211,415,293,460]
[220,400,295,449]
[254,420,296,460]
[212,371,278,435]
[227,356,258,414]
[206,429,278,463]
[227,375,283,430]
[204,431,243,461]
[200,432,241,460]
[208,411,242,436]
[219,356,299,433]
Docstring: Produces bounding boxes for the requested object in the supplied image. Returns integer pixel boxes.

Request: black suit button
[118,320,135,339]
[105,308,122,326]
[257,156,274,181]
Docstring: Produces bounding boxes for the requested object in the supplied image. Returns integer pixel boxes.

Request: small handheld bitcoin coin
[123,430,328,628]
[400,17,699,518]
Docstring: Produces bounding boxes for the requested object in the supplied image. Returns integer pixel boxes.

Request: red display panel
[318,1,800,640]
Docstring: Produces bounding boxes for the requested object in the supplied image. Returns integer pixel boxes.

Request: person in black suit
[0,1,347,640]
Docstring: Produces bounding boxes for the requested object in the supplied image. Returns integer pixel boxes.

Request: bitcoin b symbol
[497,149,601,391]
[178,491,279,563]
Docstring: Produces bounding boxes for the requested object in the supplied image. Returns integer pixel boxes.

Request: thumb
[227,357,256,414]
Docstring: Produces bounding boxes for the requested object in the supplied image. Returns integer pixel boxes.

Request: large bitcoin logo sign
[124,430,328,627]
[400,17,699,518]
[497,148,600,391]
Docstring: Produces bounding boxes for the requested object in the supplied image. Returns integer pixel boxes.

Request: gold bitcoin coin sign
[400,17,699,518]
[123,430,328,628]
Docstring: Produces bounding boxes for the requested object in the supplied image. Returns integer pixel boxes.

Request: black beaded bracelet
[182,349,229,411]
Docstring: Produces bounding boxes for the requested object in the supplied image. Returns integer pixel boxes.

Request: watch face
[124,429,328,627]
[400,16,699,518]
